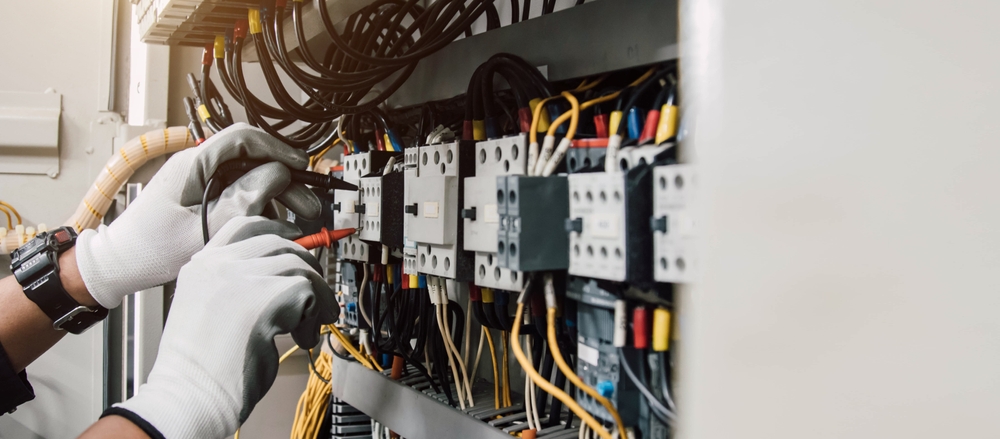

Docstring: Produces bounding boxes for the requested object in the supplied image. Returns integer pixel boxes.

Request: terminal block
[566,139,608,174]
[337,262,362,328]
[336,151,396,262]
[617,144,674,171]
[567,166,654,284]
[464,135,528,290]
[497,175,570,272]
[652,164,696,283]
[358,171,404,249]
[404,141,475,280]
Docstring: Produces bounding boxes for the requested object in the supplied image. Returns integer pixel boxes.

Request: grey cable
[618,348,675,425]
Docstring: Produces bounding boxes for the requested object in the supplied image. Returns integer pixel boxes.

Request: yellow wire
[548,308,627,436]
[279,346,299,364]
[574,74,608,92]
[501,331,512,407]
[483,328,501,410]
[309,140,339,169]
[546,91,581,139]
[511,303,612,439]
[529,96,562,145]
[0,205,11,229]
[291,351,332,439]
[0,201,21,225]
[328,324,377,370]
[367,354,384,372]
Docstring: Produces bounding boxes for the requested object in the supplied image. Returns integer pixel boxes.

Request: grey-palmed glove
[107,216,339,439]
[75,123,322,309]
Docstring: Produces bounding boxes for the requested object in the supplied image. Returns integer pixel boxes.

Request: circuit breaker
[652,164,696,283]
[567,166,654,284]
[464,135,527,290]
[404,141,475,280]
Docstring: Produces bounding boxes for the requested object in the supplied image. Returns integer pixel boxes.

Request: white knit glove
[108,216,338,439]
[75,123,322,309]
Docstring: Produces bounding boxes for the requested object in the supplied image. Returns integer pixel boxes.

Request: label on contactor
[423,201,439,218]
[367,203,379,217]
[577,342,600,366]
[483,204,499,223]
[589,213,620,238]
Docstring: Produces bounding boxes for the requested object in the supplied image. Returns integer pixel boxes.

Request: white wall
[0,0,125,437]
[681,1,1000,438]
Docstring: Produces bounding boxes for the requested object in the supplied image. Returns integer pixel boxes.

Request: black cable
[201,176,217,244]
[306,348,331,385]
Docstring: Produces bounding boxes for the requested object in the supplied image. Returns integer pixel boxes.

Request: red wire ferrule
[633,306,650,349]
[594,114,610,138]
[639,110,660,145]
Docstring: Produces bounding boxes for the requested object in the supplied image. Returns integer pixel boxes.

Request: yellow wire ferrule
[214,35,225,59]
[481,287,495,304]
[652,307,672,351]
[529,98,551,133]
[608,110,624,137]
[655,104,679,144]
[197,104,211,121]
[472,120,486,141]
[248,9,262,34]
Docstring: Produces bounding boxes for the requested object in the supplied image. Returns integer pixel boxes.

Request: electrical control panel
[567,167,654,284]
[652,164,696,283]
[404,141,475,280]
[464,135,528,290]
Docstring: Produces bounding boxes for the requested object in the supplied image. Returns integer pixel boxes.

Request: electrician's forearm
[78,415,151,439]
[0,247,97,371]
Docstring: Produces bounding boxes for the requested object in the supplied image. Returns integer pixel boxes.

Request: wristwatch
[10,227,108,334]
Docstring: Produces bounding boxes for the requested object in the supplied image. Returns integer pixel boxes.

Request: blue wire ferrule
[627,107,644,139]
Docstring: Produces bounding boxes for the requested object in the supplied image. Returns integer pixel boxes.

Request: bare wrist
[59,247,99,307]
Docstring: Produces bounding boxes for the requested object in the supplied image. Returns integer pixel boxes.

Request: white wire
[358,264,372,328]
[336,116,351,152]
[435,300,465,409]
[463,293,473,366]
[439,280,475,406]
[469,329,486,386]
[524,359,535,431]
[529,344,542,428]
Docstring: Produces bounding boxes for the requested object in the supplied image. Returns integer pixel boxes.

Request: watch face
[11,237,47,265]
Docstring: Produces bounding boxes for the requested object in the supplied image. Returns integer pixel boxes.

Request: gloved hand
[108,216,339,439]
[75,123,322,309]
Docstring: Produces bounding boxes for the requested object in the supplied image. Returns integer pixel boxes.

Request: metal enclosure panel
[0,91,61,175]
[681,1,1000,438]
[386,0,678,107]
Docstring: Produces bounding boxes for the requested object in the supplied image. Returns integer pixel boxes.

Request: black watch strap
[11,227,108,335]
[22,270,108,334]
